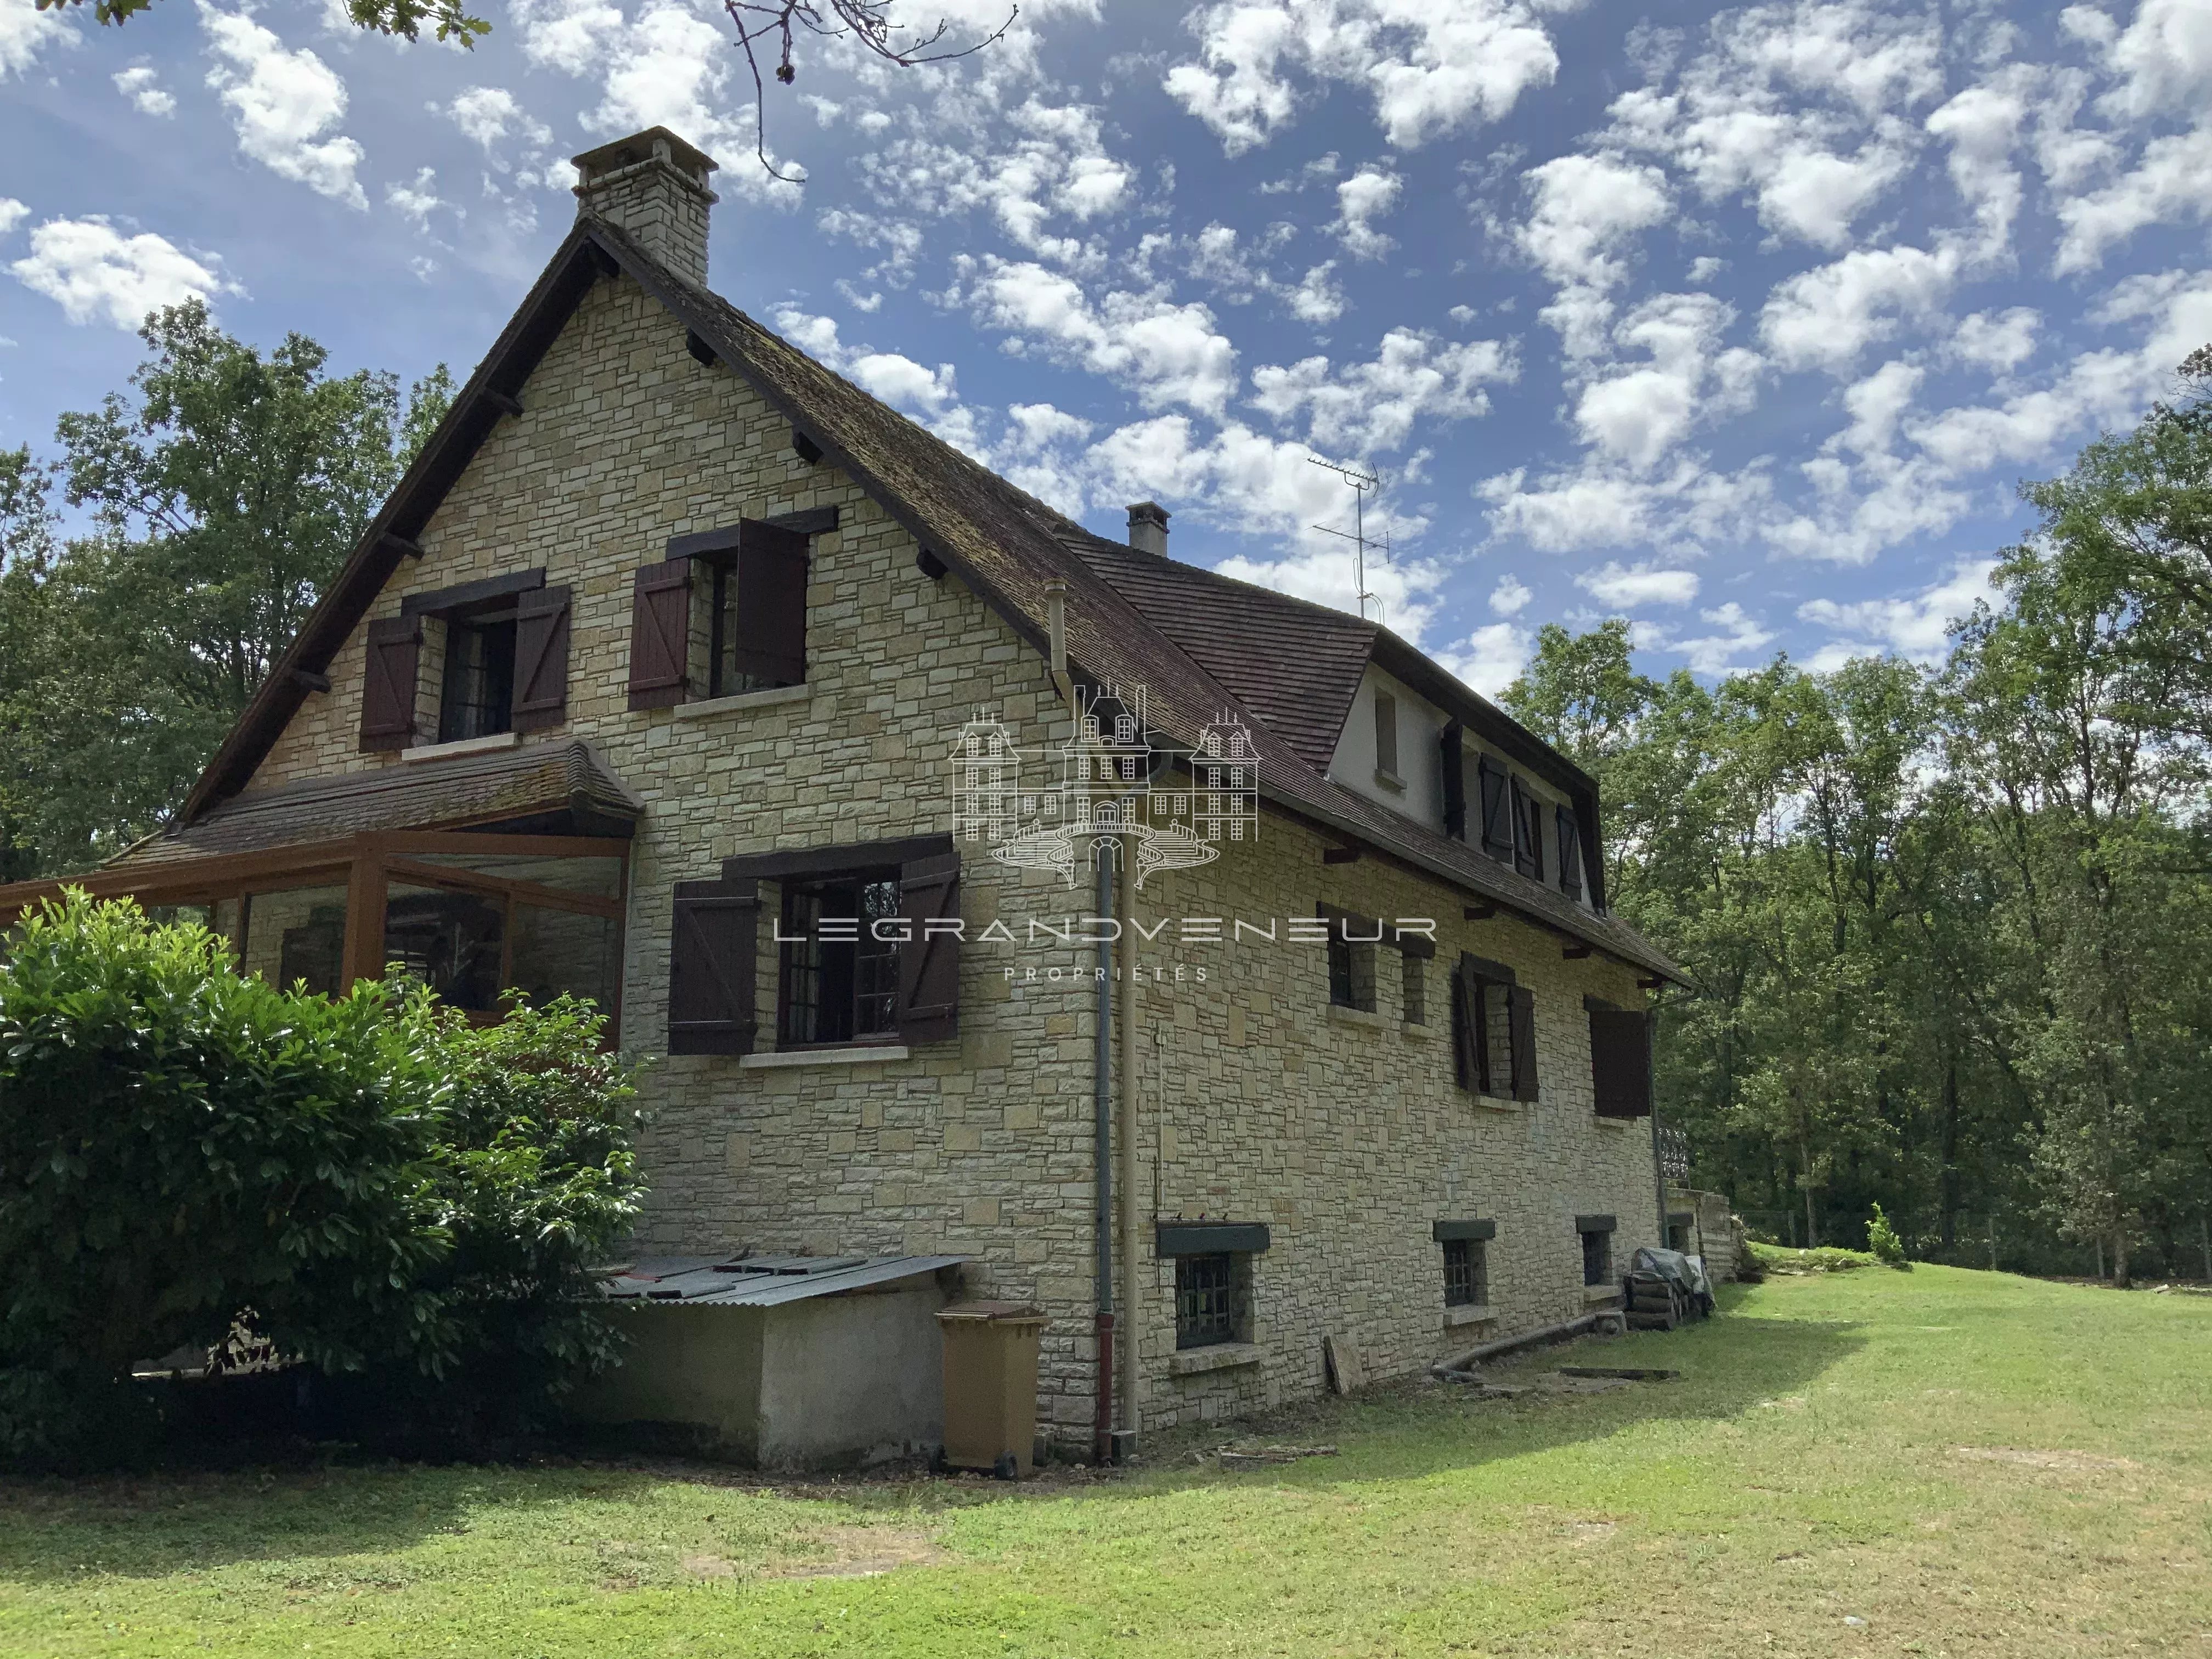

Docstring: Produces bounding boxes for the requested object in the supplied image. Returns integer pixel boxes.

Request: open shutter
[1508,985,1539,1101]
[627,561,691,710]
[1511,781,1544,881]
[729,520,810,688]
[1556,805,1583,899]
[1440,721,1465,840]
[667,878,759,1055]
[511,584,572,731]
[1450,958,1480,1092]
[1588,1001,1653,1118]
[1477,757,1513,860]
[359,615,420,751]
[894,850,961,1043]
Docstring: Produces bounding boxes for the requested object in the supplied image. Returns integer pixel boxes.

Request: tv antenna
[1309,455,1388,625]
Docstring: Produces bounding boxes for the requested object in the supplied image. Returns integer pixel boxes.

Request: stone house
[0,128,1685,1455]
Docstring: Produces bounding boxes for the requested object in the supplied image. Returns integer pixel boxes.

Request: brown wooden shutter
[1511,781,1543,881]
[894,850,961,1043]
[359,615,420,751]
[730,520,810,687]
[667,877,759,1054]
[1440,721,1465,840]
[1588,1001,1653,1118]
[627,561,691,710]
[511,584,572,731]
[1477,757,1512,860]
[1556,805,1583,899]
[1450,957,1480,1092]
[1508,985,1539,1101]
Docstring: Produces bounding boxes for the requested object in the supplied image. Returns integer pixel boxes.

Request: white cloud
[1284,261,1344,323]
[509,0,625,77]
[1438,621,1533,697]
[449,86,552,154]
[0,198,26,238]
[956,257,1240,416]
[862,99,1132,266]
[1670,600,1774,673]
[1575,291,1760,468]
[1758,244,1953,375]
[1250,327,1512,454]
[198,3,366,208]
[386,168,445,229]
[1488,573,1532,615]
[2053,122,2212,274]
[1575,560,1701,608]
[1333,164,1400,258]
[1797,557,2000,661]
[1950,307,2039,373]
[0,0,71,80]
[1165,0,1562,155]
[113,65,175,117]
[1924,65,2033,263]
[2092,0,2212,120]
[9,216,236,328]
[1515,151,1669,357]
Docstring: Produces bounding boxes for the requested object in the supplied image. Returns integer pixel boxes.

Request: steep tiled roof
[132,217,1681,983]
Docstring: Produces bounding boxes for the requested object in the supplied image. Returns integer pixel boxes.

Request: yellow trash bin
[936,1301,1047,1478]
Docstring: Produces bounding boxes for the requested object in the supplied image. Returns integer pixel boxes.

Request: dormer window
[358,569,571,754]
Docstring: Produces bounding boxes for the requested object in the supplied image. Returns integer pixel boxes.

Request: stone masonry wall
[240,268,1661,1445]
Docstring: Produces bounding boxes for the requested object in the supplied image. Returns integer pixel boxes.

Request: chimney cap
[1126,500,1170,528]
[572,126,720,183]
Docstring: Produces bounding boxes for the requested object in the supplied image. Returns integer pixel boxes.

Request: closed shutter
[667,877,759,1055]
[1449,959,1479,1092]
[1508,984,1539,1101]
[1440,721,1465,840]
[1556,805,1583,899]
[511,584,572,731]
[1477,757,1513,860]
[359,615,420,751]
[894,850,961,1043]
[1511,780,1543,881]
[729,520,810,687]
[1588,1002,1652,1118]
[627,561,691,710]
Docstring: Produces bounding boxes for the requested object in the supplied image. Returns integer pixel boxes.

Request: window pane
[384,883,505,1012]
[1175,1252,1240,1349]
[779,873,901,1046]
[410,852,623,900]
[854,877,900,1036]
[438,616,517,742]
[508,904,619,1011]
[240,885,348,998]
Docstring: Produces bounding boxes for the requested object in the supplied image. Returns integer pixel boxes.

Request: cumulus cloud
[449,85,552,154]
[862,99,1132,266]
[1575,291,1760,468]
[9,216,236,328]
[1165,0,1562,154]
[1798,556,2000,664]
[386,168,445,229]
[0,198,28,238]
[1438,621,1533,697]
[1950,307,2039,373]
[1250,327,1513,454]
[113,65,174,116]
[1758,244,1953,375]
[1515,151,1670,357]
[1668,600,1775,673]
[1333,163,1401,258]
[1575,560,1701,608]
[198,3,365,208]
[1488,573,1532,615]
[1,0,72,80]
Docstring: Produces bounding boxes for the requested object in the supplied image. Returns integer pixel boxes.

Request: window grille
[1582,1227,1612,1287]
[1175,1252,1241,1348]
[1443,1237,1485,1306]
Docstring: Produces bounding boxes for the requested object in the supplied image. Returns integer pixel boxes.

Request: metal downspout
[1117,842,1141,1453]
[1093,847,1115,1467]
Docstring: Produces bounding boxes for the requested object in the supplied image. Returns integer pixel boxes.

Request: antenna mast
[1309,455,1386,625]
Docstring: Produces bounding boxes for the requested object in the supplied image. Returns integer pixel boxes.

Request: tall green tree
[0,303,448,874]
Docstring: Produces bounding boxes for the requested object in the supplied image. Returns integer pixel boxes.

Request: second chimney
[573,127,719,286]
[1126,501,1170,557]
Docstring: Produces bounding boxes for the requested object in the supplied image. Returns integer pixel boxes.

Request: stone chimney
[572,127,719,287]
[1126,501,1170,557]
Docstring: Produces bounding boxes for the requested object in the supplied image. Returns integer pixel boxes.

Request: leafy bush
[0,894,641,1463]
[1747,1241,1878,1275]
[1865,1203,1911,1269]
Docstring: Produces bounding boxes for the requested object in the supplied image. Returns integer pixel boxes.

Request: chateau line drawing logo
[950,684,1259,890]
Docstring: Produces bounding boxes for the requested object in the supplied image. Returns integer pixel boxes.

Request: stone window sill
[1473,1094,1523,1113]
[1373,767,1406,793]
[402,731,519,763]
[1400,1020,1433,1040]
[739,1043,910,1071]
[1325,1002,1389,1032]
[1167,1342,1263,1376]
[1443,1304,1496,1329]
[672,683,810,721]
[1595,1115,1630,1131]
[1583,1283,1623,1304]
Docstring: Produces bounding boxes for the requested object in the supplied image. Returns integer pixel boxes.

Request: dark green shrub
[1866,1203,1911,1269]
[0,894,641,1463]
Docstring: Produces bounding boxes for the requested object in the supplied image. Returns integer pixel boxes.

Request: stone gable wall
[238,270,1660,1444]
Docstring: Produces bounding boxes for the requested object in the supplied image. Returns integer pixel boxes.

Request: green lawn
[3,1266,2207,1657]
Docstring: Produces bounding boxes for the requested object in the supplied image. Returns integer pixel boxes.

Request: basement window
[1443,1237,1487,1307]
[1175,1252,1248,1350]
[777,871,902,1046]
[439,611,517,742]
[1579,1218,1615,1287]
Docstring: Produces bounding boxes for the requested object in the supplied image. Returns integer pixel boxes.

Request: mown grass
[2,1265,2207,1657]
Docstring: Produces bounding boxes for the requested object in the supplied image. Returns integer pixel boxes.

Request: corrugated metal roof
[600,1254,967,1308]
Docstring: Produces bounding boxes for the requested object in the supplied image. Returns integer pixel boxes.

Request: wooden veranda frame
[0,830,630,1023]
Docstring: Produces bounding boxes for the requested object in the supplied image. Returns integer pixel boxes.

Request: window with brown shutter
[1586,998,1654,1118]
[894,850,962,1043]
[1556,804,1583,899]
[1477,755,1512,860]
[360,615,421,751]
[715,520,809,693]
[511,584,572,732]
[667,878,759,1054]
[1454,953,1533,1099]
[1450,958,1482,1091]
[627,560,692,710]
[1511,780,1544,882]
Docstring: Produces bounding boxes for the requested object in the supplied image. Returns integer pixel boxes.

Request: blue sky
[4,0,2210,693]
